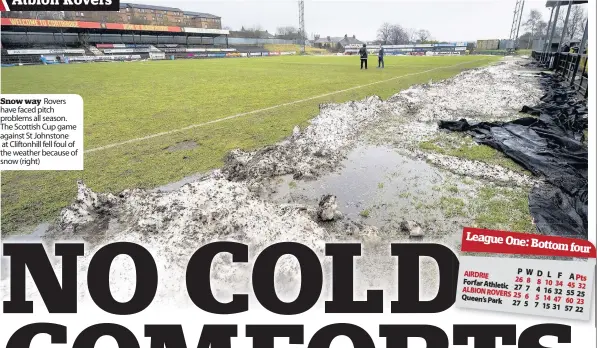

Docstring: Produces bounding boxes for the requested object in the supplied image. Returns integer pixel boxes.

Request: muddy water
[270,145,446,226]
[153,173,205,192]
[266,145,481,300]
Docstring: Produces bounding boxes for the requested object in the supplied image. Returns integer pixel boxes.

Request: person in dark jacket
[378,46,385,68]
[561,43,570,53]
[359,44,368,69]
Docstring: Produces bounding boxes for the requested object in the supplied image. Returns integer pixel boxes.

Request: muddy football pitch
[0,55,499,235]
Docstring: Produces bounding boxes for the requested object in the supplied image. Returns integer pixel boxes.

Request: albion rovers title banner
[0,0,119,12]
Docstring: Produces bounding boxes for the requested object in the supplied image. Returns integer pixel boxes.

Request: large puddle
[268,145,475,299]
[270,145,450,227]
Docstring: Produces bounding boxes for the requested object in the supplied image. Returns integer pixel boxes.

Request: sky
[127,0,567,42]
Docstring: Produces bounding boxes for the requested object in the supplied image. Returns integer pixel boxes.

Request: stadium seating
[232,46,269,53]
[91,44,153,60]
[0,43,87,65]
[0,40,296,65]
[87,45,104,56]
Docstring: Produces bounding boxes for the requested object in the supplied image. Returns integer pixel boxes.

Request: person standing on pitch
[359,44,368,69]
[378,46,385,68]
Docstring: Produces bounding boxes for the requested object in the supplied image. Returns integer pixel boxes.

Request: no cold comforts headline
[2,240,582,348]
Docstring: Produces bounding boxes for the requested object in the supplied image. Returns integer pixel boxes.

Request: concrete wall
[498,40,514,50]
[476,39,500,50]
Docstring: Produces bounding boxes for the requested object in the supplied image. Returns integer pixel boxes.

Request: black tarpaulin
[439,74,588,238]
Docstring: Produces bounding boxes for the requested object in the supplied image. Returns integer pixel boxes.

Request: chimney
[353,34,356,39]
[344,34,348,38]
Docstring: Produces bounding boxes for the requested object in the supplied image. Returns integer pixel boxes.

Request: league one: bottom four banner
[0,228,594,347]
[456,228,595,321]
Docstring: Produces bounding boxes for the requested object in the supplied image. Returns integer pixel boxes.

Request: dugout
[532,1,588,98]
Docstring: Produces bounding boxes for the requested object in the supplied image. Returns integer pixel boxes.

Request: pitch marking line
[85,59,488,154]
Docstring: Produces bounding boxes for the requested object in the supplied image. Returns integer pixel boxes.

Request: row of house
[2,3,222,29]
[313,34,364,49]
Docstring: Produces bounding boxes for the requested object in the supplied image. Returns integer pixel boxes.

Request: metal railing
[532,50,588,99]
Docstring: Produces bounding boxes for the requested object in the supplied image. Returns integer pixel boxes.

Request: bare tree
[276,26,300,39]
[376,22,393,45]
[275,26,289,36]
[523,9,543,47]
[417,29,431,42]
[536,20,548,38]
[389,24,409,45]
[566,6,586,40]
[237,25,267,38]
[554,8,569,37]
[551,5,586,41]
[405,28,417,43]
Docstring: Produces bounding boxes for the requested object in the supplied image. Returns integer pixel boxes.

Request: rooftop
[545,1,588,7]
[120,3,220,18]
[316,36,363,43]
[183,11,220,19]
[121,3,182,12]
[343,36,363,45]
[314,37,344,43]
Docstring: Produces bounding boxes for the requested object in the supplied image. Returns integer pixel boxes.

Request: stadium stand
[1,39,293,64]
[0,3,309,65]
[1,42,88,65]
[0,14,297,65]
[0,12,233,64]
[344,43,469,56]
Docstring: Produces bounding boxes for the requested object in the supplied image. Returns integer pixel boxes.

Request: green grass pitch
[1,55,500,235]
